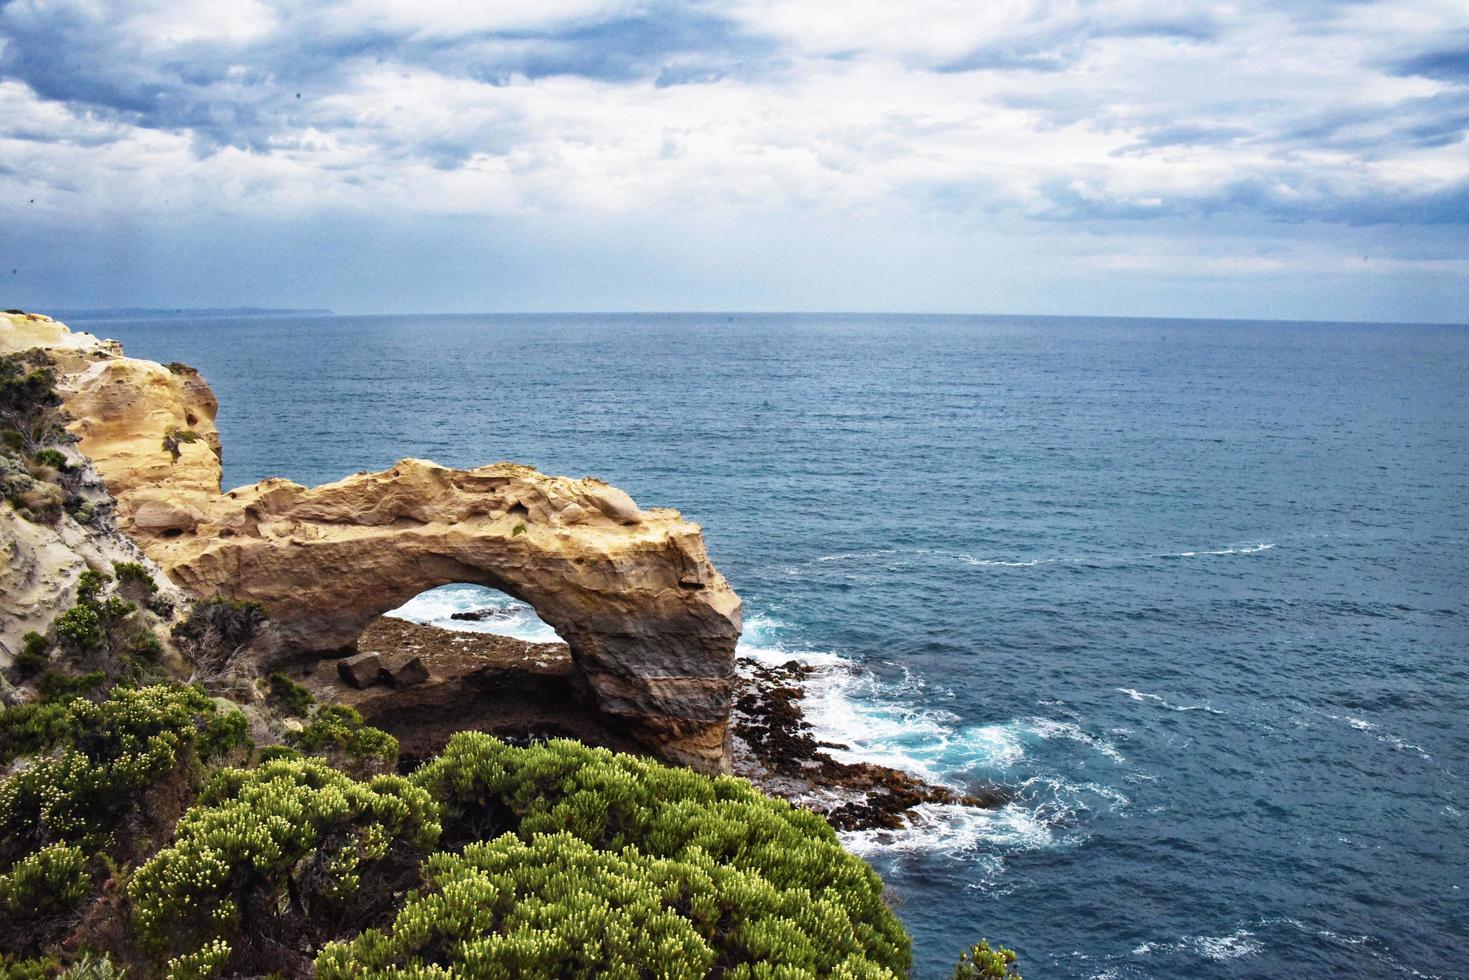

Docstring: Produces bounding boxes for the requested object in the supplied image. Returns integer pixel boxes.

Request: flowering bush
[129,757,440,973]
[0,843,88,918]
[292,703,397,774]
[0,685,249,868]
[317,828,905,980]
[410,733,911,977]
[0,687,939,978]
[953,939,1023,978]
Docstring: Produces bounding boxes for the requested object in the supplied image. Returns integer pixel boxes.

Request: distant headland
[31,306,335,319]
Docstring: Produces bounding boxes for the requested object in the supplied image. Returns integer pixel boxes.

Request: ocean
[82,312,1468,979]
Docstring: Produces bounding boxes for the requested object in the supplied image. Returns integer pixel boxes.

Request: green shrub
[129,757,441,974]
[56,953,129,980]
[256,745,303,764]
[0,843,89,918]
[0,955,62,980]
[293,704,397,773]
[29,449,67,471]
[75,570,109,604]
[35,670,105,702]
[317,828,902,980]
[0,686,249,869]
[112,561,158,598]
[53,570,132,657]
[0,687,931,978]
[42,569,152,676]
[54,605,102,653]
[0,947,128,978]
[266,671,314,716]
[0,351,69,456]
[953,939,1022,979]
[410,733,910,977]
[164,939,230,980]
[0,700,71,765]
[12,632,50,678]
[124,626,163,662]
[196,707,250,761]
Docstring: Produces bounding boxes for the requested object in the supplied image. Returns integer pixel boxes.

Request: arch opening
[332,583,645,769]
[385,583,566,645]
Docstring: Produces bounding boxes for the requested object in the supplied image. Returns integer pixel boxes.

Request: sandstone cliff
[0,451,186,685]
[2,312,743,772]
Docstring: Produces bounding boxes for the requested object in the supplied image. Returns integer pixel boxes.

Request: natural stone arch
[154,461,743,772]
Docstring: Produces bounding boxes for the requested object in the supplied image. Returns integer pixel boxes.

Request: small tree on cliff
[0,351,70,455]
[172,598,268,681]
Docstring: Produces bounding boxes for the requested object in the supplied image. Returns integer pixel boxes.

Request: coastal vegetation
[0,349,80,525]
[953,940,1022,979]
[0,683,923,978]
[0,349,68,456]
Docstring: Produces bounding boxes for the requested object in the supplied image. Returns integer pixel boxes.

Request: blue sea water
[83,312,1468,979]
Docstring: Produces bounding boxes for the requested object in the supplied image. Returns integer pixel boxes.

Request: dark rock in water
[731,657,1003,832]
[450,609,499,622]
[337,652,381,689]
[378,653,429,689]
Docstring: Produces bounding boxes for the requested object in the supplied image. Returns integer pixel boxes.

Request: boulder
[337,653,381,689]
[378,653,430,689]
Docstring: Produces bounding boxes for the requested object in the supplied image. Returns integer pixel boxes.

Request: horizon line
[29,306,1469,330]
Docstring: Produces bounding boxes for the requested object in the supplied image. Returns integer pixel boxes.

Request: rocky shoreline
[731,657,1004,831]
[290,615,1000,832]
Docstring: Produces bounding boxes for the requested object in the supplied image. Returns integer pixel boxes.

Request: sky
[1,0,1467,322]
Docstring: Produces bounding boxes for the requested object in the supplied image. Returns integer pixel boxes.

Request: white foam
[794,662,1025,781]
[1191,931,1263,961]
[1025,717,1128,764]
[839,801,1055,861]
[736,611,1133,863]
[956,541,1274,568]
[1326,712,1431,759]
[817,549,897,563]
[1135,929,1263,962]
[1117,687,1226,715]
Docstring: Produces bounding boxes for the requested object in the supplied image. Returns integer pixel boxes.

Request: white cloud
[0,0,1465,317]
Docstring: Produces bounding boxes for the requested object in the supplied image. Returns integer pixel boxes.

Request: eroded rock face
[5,312,743,772]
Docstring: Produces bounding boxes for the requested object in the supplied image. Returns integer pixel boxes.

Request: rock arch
[29,315,743,773]
[161,461,742,772]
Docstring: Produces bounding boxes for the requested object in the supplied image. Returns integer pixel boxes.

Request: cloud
[0,0,1466,319]
[0,0,772,151]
